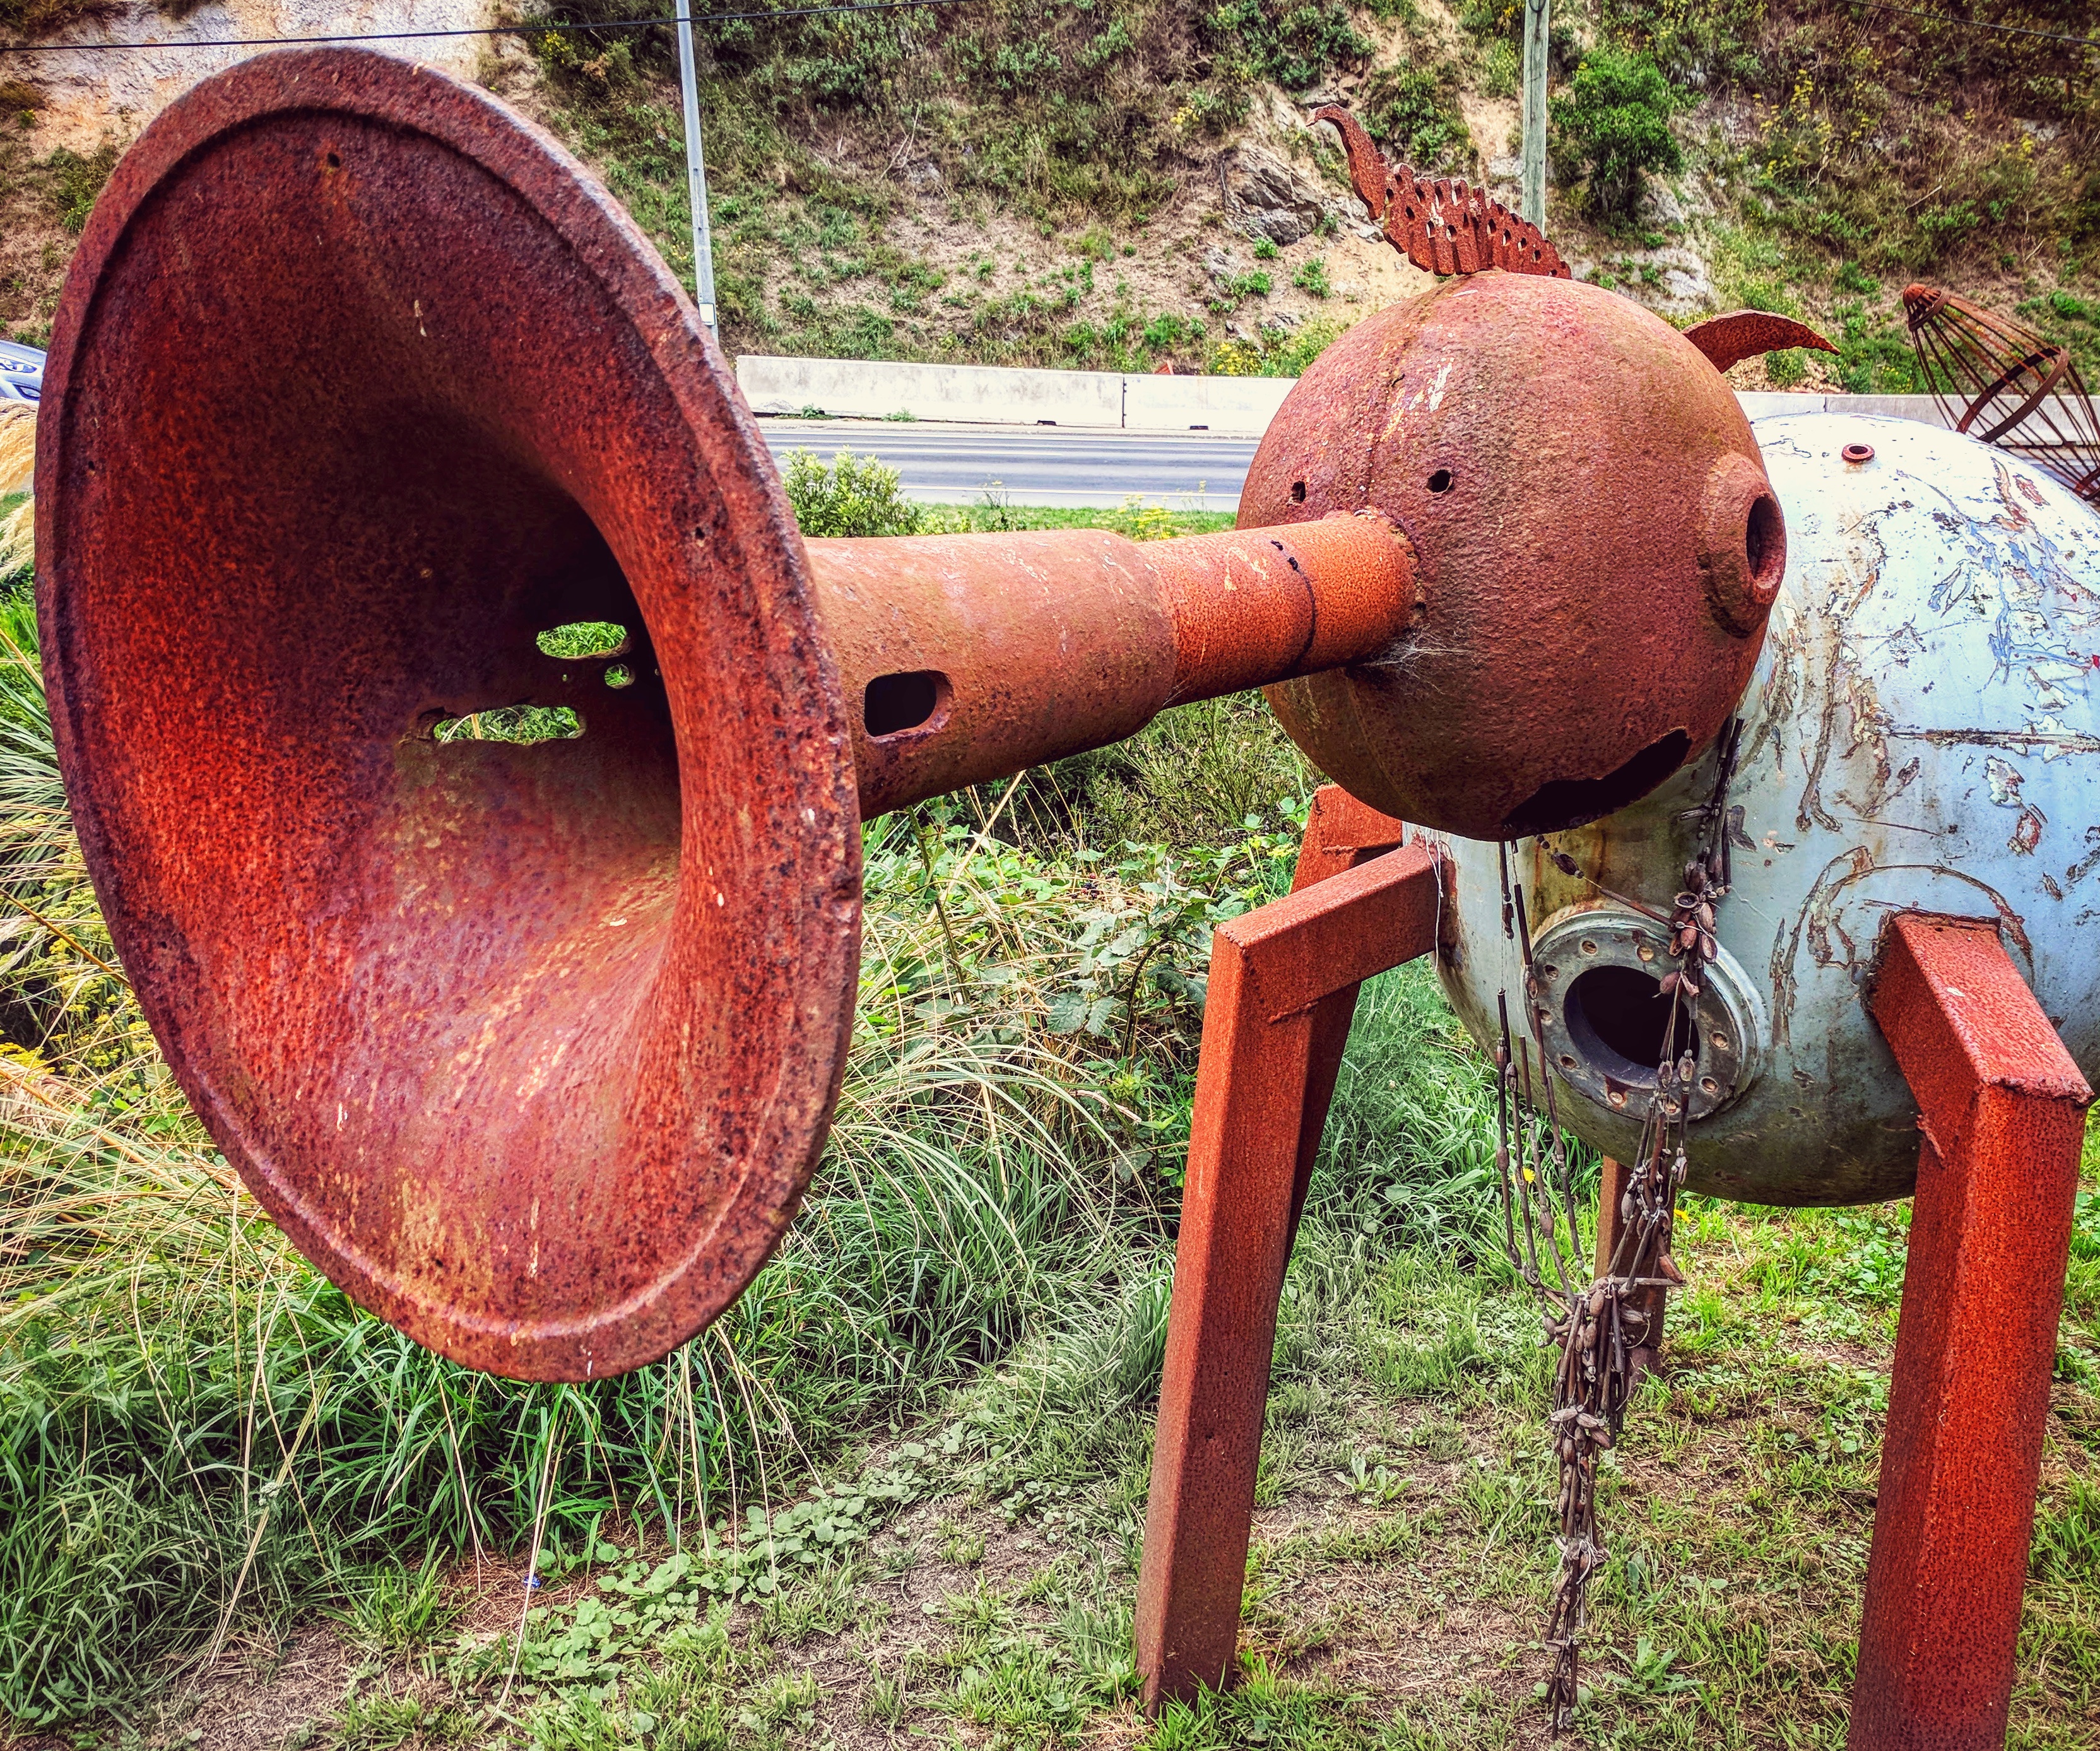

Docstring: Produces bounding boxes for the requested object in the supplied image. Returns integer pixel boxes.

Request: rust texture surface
[806,514,1416,818]
[1680,309,1838,373]
[1135,787,1427,1711]
[35,49,863,1382]
[1249,273,1784,840]
[1314,107,1569,278]
[1851,912,2092,1751]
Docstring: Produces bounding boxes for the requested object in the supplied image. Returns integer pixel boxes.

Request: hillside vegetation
[3,1,2099,389]
[517,0,2100,389]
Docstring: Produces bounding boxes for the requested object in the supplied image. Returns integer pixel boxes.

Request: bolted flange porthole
[1527,905,1766,1123]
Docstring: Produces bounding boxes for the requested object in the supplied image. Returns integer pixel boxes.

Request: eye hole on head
[1427,469,1454,494]
[1744,495,1783,592]
[864,670,950,738]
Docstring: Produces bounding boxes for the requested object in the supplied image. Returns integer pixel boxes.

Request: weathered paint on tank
[1425,411,2100,1206]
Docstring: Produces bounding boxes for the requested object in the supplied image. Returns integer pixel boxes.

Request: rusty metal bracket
[1851,912,2093,1751]
[1313,107,1571,279]
[1135,786,1430,1711]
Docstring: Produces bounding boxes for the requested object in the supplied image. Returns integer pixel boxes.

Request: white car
[0,339,44,403]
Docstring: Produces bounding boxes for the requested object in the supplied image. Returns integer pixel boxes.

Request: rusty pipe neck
[805,512,1416,820]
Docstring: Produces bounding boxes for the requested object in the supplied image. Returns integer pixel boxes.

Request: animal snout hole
[1427,469,1454,494]
[1290,480,1307,503]
[1744,494,1783,592]
[864,669,950,738]
[1564,965,1699,1090]
[538,621,628,659]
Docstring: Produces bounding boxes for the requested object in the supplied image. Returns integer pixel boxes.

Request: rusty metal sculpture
[1902,283,2100,502]
[34,52,1775,1382]
[35,48,2089,1751]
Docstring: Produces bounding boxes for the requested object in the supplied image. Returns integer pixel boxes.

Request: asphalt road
[754,419,1257,510]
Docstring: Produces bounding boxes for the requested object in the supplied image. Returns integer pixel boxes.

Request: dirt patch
[9,1625,360,1751]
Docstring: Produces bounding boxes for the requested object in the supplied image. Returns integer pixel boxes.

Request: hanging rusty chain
[1492,719,1744,1731]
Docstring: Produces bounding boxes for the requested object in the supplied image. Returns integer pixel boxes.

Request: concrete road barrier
[739,358,2048,445]
[737,356,1123,427]
[1123,373,1295,435]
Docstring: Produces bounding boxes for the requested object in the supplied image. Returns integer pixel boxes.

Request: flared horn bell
[37,50,863,1380]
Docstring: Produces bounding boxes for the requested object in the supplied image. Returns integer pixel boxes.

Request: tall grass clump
[0,403,32,581]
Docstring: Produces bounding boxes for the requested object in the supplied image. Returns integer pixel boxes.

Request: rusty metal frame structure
[1136,820,2092,1748]
[1135,785,1427,1707]
[1903,283,2100,504]
[1851,914,2091,1751]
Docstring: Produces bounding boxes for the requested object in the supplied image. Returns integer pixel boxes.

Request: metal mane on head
[1314,105,1571,280]
[1311,105,1838,376]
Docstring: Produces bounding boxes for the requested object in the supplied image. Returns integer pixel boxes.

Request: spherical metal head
[35,50,861,1381]
[1248,273,1784,840]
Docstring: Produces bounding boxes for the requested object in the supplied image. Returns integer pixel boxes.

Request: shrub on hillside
[782,447,924,537]
[1205,0,1372,93]
[1550,48,1687,218]
[1360,64,1470,170]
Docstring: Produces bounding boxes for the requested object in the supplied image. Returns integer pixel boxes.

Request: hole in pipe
[428,705,584,745]
[864,671,950,738]
[538,621,628,659]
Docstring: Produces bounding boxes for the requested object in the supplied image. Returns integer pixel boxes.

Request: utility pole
[674,0,719,335]
[1521,0,1549,230]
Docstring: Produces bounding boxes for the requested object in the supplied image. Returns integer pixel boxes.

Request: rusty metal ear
[1681,309,1837,373]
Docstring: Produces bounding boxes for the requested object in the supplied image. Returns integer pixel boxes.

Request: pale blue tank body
[1423,412,2100,1205]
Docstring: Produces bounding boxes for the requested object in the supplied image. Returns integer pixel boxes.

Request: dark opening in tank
[1564,964,1699,1088]
[1500,729,1690,837]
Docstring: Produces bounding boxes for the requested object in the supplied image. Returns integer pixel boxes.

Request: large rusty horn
[36,50,1786,1380]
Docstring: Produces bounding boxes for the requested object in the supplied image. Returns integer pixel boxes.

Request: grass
[0,461,2095,1747]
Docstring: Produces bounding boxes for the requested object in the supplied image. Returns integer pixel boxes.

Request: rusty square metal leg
[1595,1155,1674,1384]
[1848,913,2093,1751]
[1134,787,1430,1712]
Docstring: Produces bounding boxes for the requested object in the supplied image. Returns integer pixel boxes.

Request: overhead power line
[0,0,972,56]
[1855,1,2100,51]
